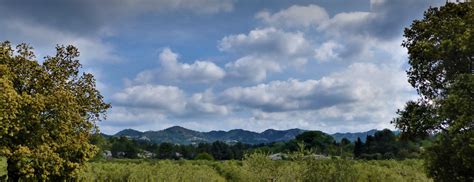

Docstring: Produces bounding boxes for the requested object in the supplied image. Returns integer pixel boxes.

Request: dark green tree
[392,101,437,140]
[395,2,473,181]
[402,2,473,100]
[295,131,334,154]
[157,142,175,159]
[210,141,233,160]
[110,137,139,158]
[353,137,363,158]
[424,74,473,181]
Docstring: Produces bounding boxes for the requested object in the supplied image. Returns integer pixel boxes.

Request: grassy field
[0,154,431,181]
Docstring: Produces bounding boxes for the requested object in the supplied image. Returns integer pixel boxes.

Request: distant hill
[113,126,306,145]
[332,129,379,142]
[112,126,386,144]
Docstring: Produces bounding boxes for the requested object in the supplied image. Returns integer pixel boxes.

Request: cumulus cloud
[113,84,229,116]
[220,61,413,113]
[219,27,311,82]
[0,19,120,64]
[220,79,353,112]
[216,62,416,132]
[252,1,443,62]
[258,1,439,40]
[224,56,282,82]
[219,27,311,57]
[256,4,329,28]
[113,84,187,113]
[134,48,225,84]
[313,41,342,62]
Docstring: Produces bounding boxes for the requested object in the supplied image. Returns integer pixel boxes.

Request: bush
[195,152,214,160]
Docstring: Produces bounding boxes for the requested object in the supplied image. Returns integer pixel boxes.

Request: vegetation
[353,129,424,160]
[394,2,473,181]
[92,129,429,163]
[0,155,430,181]
[0,42,110,180]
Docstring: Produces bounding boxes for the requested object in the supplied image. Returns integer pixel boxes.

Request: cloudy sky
[0,0,446,134]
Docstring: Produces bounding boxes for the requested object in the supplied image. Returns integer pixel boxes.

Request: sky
[0,0,447,134]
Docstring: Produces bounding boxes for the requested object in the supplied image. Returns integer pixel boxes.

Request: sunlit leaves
[0,41,110,180]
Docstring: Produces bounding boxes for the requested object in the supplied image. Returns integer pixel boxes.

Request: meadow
[1,154,431,181]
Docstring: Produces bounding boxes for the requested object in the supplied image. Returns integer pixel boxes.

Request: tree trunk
[7,158,20,182]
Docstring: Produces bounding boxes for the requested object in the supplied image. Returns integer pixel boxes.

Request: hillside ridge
[111,126,382,144]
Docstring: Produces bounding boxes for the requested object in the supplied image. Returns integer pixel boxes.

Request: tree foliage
[295,131,334,154]
[0,42,110,180]
[395,2,473,181]
[402,2,473,100]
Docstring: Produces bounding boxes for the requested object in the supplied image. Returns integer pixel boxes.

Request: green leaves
[402,3,473,100]
[0,41,110,180]
[397,2,474,180]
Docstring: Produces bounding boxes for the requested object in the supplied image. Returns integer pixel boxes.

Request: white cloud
[220,78,351,112]
[256,4,329,28]
[158,48,226,83]
[187,90,230,115]
[215,62,415,131]
[314,41,342,62]
[113,84,187,113]
[113,84,228,116]
[134,48,225,84]
[219,27,311,82]
[224,56,282,82]
[1,19,120,64]
[219,27,310,57]
[318,12,373,37]
[252,2,441,63]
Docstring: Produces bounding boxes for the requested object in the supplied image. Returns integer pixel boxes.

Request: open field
[1,155,431,181]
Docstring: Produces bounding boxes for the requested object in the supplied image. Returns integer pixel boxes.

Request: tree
[110,137,139,158]
[157,142,175,159]
[295,131,334,154]
[210,141,233,160]
[424,74,473,181]
[402,2,473,100]
[392,101,437,140]
[395,2,473,181]
[353,137,363,158]
[0,42,110,180]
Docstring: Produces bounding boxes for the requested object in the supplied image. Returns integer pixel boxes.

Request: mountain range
[110,126,381,145]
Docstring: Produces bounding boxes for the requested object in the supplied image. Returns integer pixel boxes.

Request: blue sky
[0,0,446,134]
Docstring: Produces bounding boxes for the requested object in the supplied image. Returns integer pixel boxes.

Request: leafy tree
[210,141,233,160]
[402,2,473,100]
[0,42,110,180]
[110,137,139,158]
[392,101,437,140]
[295,131,334,154]
[424,74,473,181]
[395,2,473,180]
[230,142,248,160]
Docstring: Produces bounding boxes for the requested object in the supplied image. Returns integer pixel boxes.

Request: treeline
[91,129,430,161]
[353,129,428,160]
